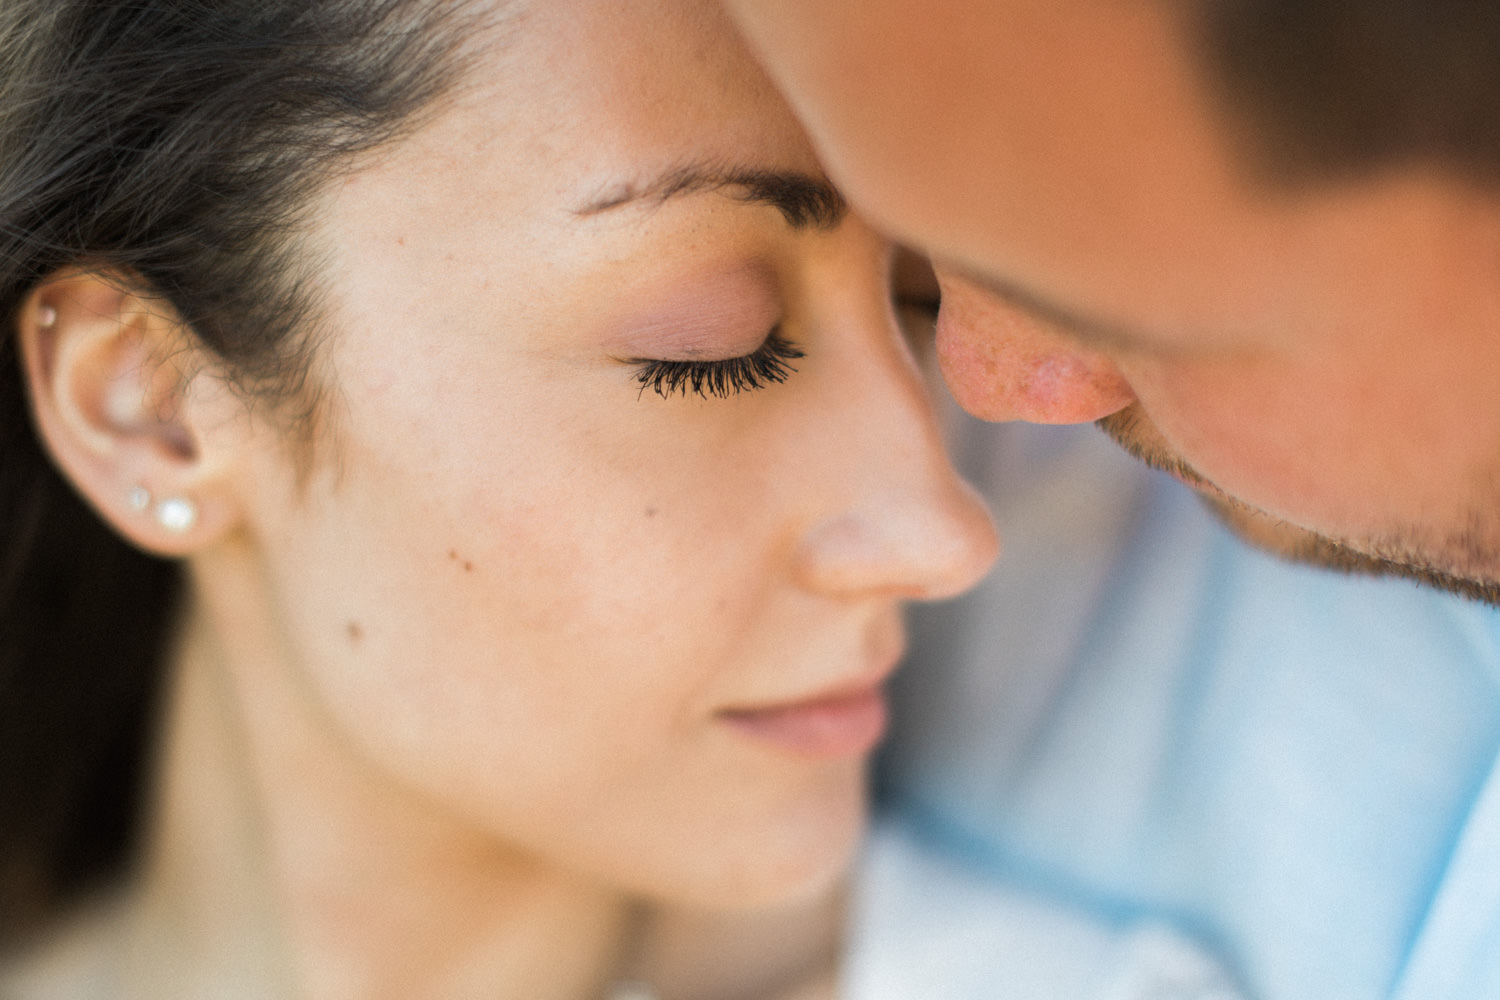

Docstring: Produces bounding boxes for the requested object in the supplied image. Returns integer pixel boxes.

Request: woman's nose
[934,271,1136,424]
[792,327,999,603]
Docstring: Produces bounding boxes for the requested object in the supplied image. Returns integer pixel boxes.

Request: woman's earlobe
[17,269,236,556]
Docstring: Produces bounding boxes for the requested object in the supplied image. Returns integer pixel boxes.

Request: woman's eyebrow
[575,162,848,230]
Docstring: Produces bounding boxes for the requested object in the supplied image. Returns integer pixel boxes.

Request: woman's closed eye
[626,332,805,400]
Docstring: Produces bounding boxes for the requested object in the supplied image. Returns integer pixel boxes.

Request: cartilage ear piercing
[155,496,198,534]
[37,305,56,327]
[128,486,152,513]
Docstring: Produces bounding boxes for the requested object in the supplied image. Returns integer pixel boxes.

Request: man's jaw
[1094,406,1500,607]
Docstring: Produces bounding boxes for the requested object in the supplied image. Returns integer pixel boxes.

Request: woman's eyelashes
[628,332,805,400]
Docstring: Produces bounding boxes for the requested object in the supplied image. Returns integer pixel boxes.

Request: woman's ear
[17,268,245,557]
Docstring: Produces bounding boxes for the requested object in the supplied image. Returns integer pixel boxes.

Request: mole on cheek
[448,549,475,572]
[645,507,659,518]
[346,621,364,644]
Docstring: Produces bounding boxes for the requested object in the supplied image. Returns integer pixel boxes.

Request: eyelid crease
[624,333,804,400]
[597,259,783,358]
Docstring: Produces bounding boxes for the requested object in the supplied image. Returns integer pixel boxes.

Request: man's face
[725,0,1500,598]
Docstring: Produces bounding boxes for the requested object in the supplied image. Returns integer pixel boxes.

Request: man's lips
[716,685,890,757]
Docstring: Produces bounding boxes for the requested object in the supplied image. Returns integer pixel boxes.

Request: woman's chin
[651,776,870,912]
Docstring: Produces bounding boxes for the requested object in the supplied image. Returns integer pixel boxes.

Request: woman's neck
[93,559,846,1000]
[123,573,639,1000]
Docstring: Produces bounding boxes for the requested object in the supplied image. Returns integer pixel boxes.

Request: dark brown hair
[1185,0,1500,185]
[0,0,478,943]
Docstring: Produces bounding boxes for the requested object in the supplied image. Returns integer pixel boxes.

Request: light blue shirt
[848,817,1246,999]
[880,420,1500,1000]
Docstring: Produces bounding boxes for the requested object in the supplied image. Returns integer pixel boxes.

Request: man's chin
[1198,494,1500,607]
[1095,407,1500,607]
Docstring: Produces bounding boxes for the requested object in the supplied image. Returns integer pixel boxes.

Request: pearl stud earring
[155,496,198,534]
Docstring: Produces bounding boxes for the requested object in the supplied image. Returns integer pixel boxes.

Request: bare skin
[5,1,996,997]
[723,0,1500,602]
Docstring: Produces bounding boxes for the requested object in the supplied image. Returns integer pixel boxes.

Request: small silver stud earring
[155,496,198,534]
[37,305,56,327]
[128,486,151,513]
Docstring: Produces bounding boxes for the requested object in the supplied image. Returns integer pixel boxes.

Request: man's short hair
[1187,0,1500,186]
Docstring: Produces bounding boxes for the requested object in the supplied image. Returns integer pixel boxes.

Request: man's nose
[933,272,1136,424]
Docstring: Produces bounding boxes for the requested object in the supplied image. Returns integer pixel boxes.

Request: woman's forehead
[304,0,830,368]
[432,0,817,188]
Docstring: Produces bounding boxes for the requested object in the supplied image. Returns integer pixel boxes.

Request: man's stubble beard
[1095,406,1500,607]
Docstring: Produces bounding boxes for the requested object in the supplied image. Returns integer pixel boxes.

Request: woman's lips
[717,687,889,757]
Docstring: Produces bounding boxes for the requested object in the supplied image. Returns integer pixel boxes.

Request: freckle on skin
[346,621,363,643]
[645,507,658,518]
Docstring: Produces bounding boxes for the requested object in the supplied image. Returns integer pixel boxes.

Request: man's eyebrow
[954,265,1163,355]
[574,163,848,231]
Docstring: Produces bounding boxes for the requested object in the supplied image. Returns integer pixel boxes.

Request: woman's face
[215,0,996,908]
